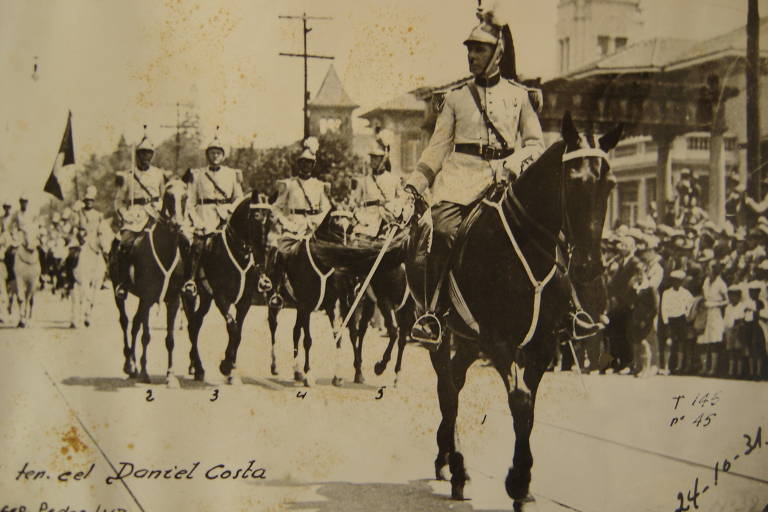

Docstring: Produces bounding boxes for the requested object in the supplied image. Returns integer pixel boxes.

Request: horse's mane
[312,230,408,275]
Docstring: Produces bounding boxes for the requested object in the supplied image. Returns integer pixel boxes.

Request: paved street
[0,288,766,512]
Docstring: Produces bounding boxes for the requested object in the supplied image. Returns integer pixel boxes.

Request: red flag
[44,111,75,200]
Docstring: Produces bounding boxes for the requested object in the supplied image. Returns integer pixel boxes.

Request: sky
[0,0,764,205]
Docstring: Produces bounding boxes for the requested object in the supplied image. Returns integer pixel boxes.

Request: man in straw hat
[182,130,244,297]
[113,135,167,299]
[403,1,553,345]
[660,269,694,374]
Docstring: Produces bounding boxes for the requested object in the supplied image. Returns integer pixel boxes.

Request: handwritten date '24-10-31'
[673,425,764,511]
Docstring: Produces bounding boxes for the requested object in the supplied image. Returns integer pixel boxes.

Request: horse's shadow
[60,375,214,392]
[258,479,507,512]
[266,377,378,392]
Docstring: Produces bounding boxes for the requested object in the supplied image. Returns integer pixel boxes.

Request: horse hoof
[512,495,536,511]
[166,375,180,389]
[194,370,205,382]
[374,361,386,376]
[354,373,365,385]
[69,322,77,329]
[17,321,25,328]
[270,364,278,376]
[219,359,233,377]
[332,376,344,387]
[293,371,304,383]
[84,320,90,327]
[451,481,467,501]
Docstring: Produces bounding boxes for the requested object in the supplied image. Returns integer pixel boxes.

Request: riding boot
[410,249,449,348]
[114,240,134,300]
[267,250,285,309]
[182,237,202,298]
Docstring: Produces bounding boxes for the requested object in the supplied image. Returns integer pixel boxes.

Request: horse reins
[480,143,609,349]
[147,221,181,304]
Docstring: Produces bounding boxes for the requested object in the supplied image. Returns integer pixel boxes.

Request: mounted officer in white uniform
[351,129,404,240]
[10,194,39,251]
[112,137,168,299]
[266,137,331,307]
[182,133,244,297]
[404,6,604,346]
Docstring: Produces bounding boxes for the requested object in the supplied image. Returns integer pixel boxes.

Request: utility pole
[746,0,762,201]
[278,12,334,139]
[160,102,195,173]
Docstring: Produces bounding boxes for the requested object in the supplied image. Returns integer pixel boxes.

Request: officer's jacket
[351,172,403,237]
[408,77,544,205]
[116,166,167,230]
[186,166,243,234]
[272,177,331,235]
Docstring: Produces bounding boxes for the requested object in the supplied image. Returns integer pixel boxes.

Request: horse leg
[114,295,133,376]
[430,337,477,499]
[268,307,279,376]
[165,296,180,388]
[137,299,153,384]
[220,301,249,382]
[186,292,211,382]
[292,311,304,383]
[391,299,413,388]
[353,298,376,384]
[498,353,546,507]
[127,299,145,379]
[300,310,314,387]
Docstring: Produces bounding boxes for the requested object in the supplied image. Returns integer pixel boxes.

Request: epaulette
[507,78,543,114]
[323,182,332,196]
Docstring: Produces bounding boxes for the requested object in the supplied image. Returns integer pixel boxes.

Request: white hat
[84,185,97,200]
[135,136,155,153]
[370,129,394,156]
[205,137,226,156]
[464,1,509,46]
[670,270,686,280]
[299,136,319,161]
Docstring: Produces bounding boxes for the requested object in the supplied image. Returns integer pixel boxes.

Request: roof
[359,92,426,119]
[566,16,768,79]
[309,65,358,109]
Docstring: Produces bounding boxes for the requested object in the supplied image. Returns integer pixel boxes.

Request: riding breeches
[420,201,473,311]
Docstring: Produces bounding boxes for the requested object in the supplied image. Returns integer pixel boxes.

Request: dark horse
[109,179,188,384]
[183,191,272,384]
[404,113,622,509]
[266,211,407,387]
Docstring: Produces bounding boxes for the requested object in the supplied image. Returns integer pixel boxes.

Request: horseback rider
[10,193,39,251]
[1,197,12,234]
[113,137,167,299]
[73,186,110,252]
[351,128,404,240]
[403,6,607,346]
[181,132,244,297]
[266,137,331,307]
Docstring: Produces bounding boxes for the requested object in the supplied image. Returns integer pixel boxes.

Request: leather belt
[289,208,321,215]
[130,197,159,206]
[454,143,514,161]
[201,198,231,205]
[363,200,384,207]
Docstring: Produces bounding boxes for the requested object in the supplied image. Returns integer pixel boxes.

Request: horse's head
[160,179,189,229]
[226,191,272,266]
[560,112,623,282]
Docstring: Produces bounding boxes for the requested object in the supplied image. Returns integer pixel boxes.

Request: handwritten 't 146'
[673,425,763,511]
[669,392,720,428]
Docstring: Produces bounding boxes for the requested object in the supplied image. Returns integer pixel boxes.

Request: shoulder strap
[133,172,156,199]
[294,178,316,211]
[204,170,231,199]
[370,174,389,201]
[467,83,509,150]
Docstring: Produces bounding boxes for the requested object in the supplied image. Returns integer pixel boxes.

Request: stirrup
[114,283,128,300]
[570,310,605,340]
[182,280,198,297]
[257,275,273,293]
[410,312,443,348]
[268,293,284,309]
